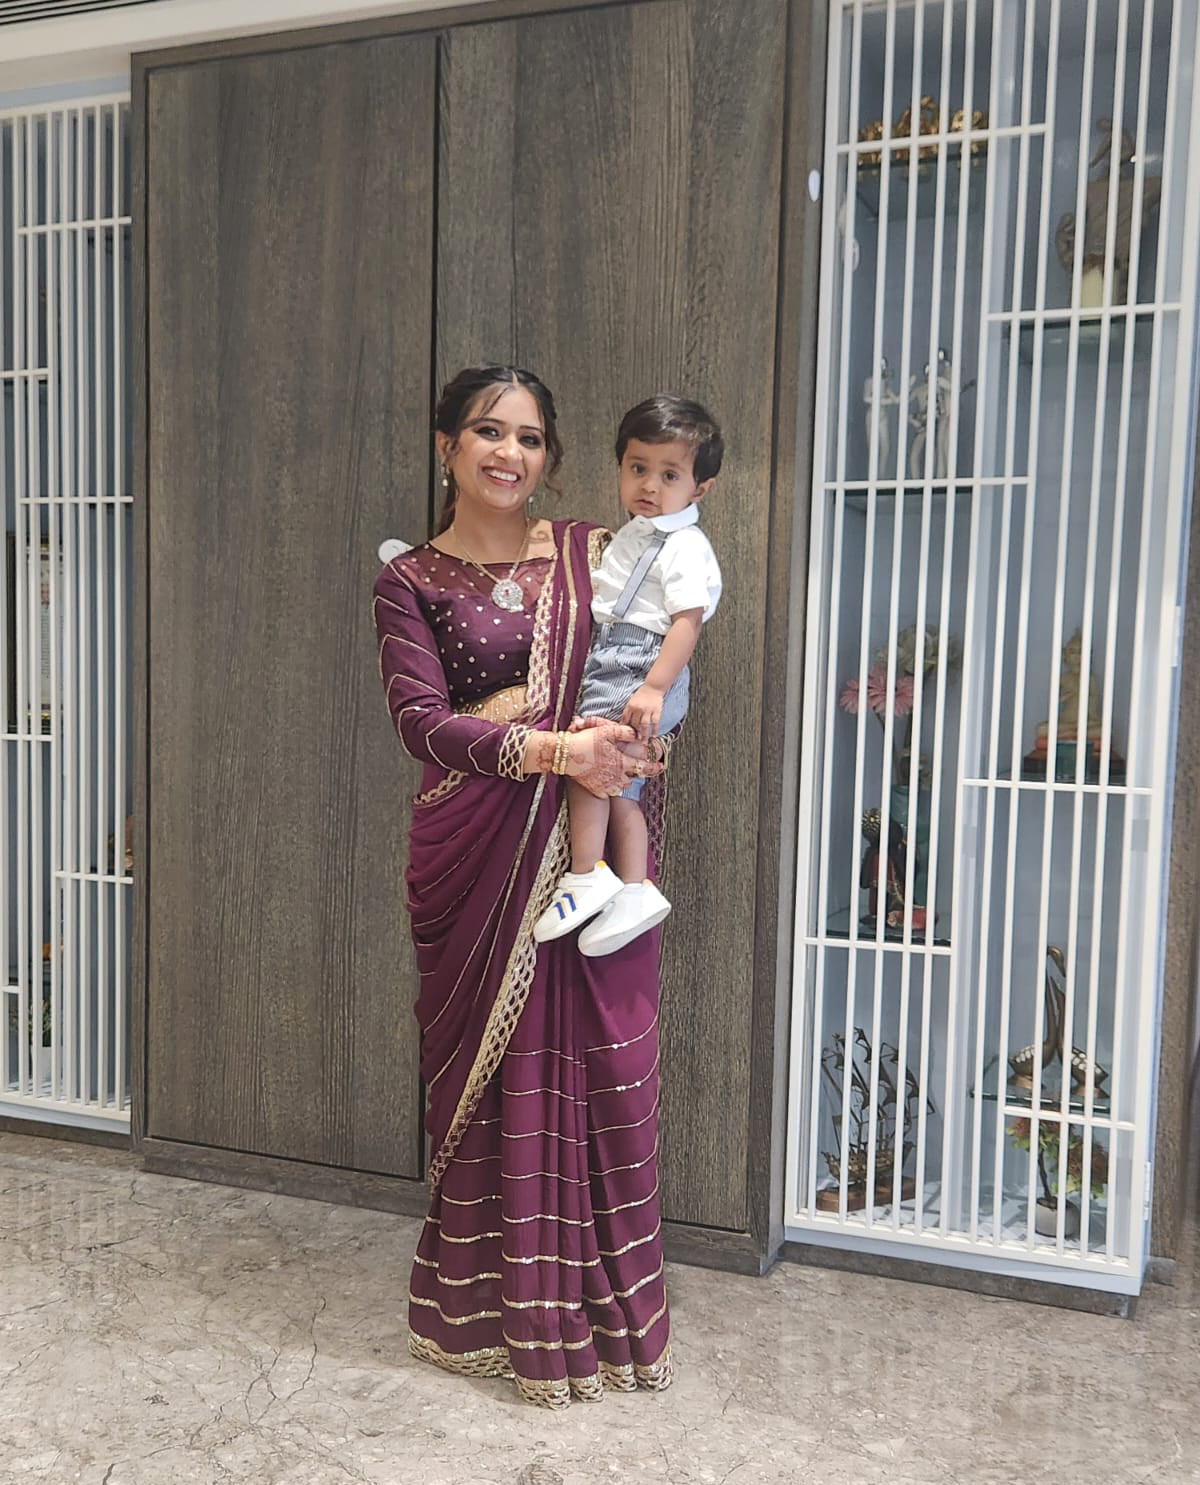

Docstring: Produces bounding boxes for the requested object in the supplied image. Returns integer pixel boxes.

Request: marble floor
[0,1133,1196,1485]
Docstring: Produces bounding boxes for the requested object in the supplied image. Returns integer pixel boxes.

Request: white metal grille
[788,0,1200,1290]
[0,96,131,1131]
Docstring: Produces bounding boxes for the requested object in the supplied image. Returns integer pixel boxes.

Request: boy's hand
[622,684,665,741]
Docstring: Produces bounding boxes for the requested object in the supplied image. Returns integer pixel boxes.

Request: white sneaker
[578,881,671,957]
[533,862,624,942]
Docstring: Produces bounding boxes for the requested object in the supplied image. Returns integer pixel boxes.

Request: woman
[373,365,674,1408]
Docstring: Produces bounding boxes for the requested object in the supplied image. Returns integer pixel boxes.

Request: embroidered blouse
[373,544,552,778]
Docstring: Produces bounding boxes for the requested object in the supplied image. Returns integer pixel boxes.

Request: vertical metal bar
[72,103,86,1102]
[61,106,79,1105]
[837,0,898,1223]
[803,0,862,1215]
[15,114,31,1096]
[984,0,1062,1246]
[0,118,9,1091]
[95,106,111,1107]
[1030,0,1101,1248]
[48,111,62,1102]
[113,102,127,1109]
[888,0,957,1228]
[1107,0,1187,1262]
[29,116,44,1103]
[1068,0,1133,1257]
[949,0,1007,1241]
[914,0,973,1232]
[863,0,927,1226]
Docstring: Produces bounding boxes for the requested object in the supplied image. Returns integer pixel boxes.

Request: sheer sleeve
[373,559,532,780]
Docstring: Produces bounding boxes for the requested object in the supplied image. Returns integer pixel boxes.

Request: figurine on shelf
[1009,946,1067,1090]
[1021,629,1126,781]
[1055,117,1162,308]
[816,1028,933,1212]
[862,356,900,474]
[840,626,960,936]
[859,806,906,929]
[1009,944,1110,1101]
[949,107,989,158]
[894,95,940,162]
[907,348,956,479]
[858,117,885,170]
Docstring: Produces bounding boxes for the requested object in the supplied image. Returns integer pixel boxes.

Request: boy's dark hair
[615,394,724,484]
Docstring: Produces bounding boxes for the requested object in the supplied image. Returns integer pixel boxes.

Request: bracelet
[551,731,571,776]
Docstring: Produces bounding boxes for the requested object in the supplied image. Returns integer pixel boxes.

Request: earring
[440,466,449,489]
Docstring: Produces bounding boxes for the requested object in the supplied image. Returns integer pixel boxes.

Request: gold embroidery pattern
[586,1015,658,1054]
[569,1372,605,1403]
[426,793,568,1188]
[514,1374,571,1410]
[413,769,466,808]
[458,685,530,724]
[614,1262,664,1299]
[497,724,532,781]
[410,1327,673,1405]
[599,1360,637,1393]
[555,525,583,721]
[408,1330,514,1380]
[410,1294,501,1325]
[503,1332,595,1352]
[635,1344,674,1391]
[644,726,678,874]
[524,563,556,718]
[502,1251,601,1268]
[587,526,614,571]
[599,1223,661,1258]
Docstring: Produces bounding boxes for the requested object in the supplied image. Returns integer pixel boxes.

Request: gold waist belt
[457,684,529,724]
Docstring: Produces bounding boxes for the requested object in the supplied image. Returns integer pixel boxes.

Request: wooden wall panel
[438,0,787,1230]
[145,37,436,1174]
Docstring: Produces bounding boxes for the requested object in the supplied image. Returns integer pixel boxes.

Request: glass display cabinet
[787,0,1200,1292]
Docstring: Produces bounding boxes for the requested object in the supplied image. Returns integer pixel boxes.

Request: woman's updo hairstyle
[434,364,564,533]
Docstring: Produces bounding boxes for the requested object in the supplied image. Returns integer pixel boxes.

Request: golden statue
[1035,629,1101,747]
[1024,629,1125,781]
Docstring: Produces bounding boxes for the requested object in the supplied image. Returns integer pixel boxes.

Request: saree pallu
[403,521,672,1407]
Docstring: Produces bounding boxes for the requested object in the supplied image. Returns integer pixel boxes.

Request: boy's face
[618,437,713,520]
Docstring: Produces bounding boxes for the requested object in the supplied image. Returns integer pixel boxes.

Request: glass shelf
[1002,310,1159,366]
[838,483,963,511]
[824,906,951,950]
[973,1054,1112,1118]
[855,154,986,222]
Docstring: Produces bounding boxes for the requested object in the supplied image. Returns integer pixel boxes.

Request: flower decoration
[840,627,959,782]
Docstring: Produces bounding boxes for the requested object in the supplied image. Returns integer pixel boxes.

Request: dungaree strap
[611,529,668,621]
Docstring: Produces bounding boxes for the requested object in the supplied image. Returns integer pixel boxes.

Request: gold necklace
[452,518,532,612]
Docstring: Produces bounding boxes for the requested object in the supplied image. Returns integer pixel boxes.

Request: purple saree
[372,519,672,1408]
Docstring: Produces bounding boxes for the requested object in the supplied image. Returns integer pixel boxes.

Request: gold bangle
[552,731,570,776]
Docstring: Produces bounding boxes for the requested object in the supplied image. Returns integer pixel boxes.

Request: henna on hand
[531,732,560,775]
[568,722,664,799]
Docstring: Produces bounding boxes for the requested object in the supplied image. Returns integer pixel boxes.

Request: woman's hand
[567,721,662,799]
[621,684,664,742]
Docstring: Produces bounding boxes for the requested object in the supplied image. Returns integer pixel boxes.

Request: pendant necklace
[454,517,531,613]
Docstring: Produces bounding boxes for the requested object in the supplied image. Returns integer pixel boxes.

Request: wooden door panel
[438,0,787,1229]
[146,36,436,1174]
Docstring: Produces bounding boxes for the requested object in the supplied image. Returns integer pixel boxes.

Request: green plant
[1009,1117,1107,1201]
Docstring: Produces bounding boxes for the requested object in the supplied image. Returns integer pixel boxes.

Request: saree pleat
[389,522,672,1407]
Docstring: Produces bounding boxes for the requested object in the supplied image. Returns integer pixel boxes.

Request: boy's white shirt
[590,505,722,635]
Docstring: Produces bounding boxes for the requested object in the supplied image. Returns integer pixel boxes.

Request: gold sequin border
[408,1329,674,1408]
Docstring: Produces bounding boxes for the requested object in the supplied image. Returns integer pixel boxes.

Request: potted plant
[1008,1117,1108,1238]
